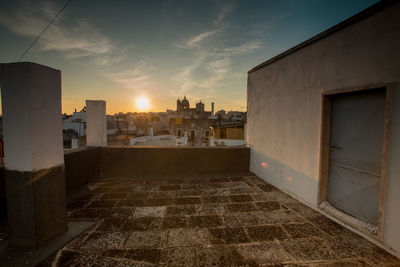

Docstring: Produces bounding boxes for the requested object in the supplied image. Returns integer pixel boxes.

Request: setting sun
[136,96,150,111]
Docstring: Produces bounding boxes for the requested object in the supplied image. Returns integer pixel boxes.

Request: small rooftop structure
[247,0,400,258]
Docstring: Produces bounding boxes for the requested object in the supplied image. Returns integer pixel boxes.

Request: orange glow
[136,96,150,111]
[288,177,293,181]
[261,162,268,168]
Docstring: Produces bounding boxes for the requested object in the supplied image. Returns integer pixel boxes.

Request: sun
[136,96,150,111]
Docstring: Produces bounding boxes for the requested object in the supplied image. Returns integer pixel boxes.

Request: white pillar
[1,63,64,171]
[86,100,107,147]
[0,62,67,248]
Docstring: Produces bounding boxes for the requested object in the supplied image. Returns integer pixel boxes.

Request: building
[169,96,213,145]
[62,107,86,137]
[247,0,400,256]
[210,122,246,147]
[211,123,245,139]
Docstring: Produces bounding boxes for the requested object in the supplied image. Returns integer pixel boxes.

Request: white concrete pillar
[0,62,67,248]
[86,100,107,147]
[149,126,154,137]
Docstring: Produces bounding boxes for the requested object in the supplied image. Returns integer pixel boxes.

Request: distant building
[62,107,86,137]
[211,123,245,140]
[169,97,213,145]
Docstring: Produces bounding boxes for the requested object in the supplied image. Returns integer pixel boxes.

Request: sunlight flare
[136,96,150,111]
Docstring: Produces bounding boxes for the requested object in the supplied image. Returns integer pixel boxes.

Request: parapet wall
[64,146,250,193]
[64,147,102,193]
[101,147,250,179]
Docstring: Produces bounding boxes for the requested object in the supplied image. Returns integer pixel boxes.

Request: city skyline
[0,0,378,114]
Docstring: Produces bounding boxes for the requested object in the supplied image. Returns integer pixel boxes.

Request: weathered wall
[247,2,400,254]
[5,166,67,247]
[214,128,244,139]
[64,147,102,194]
[227,128,244,140]
[63,147,249,189]
[101,147,250,179]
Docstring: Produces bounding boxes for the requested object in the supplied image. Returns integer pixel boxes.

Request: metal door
[327,89,386,226]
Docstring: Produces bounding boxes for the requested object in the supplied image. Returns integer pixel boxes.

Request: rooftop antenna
[18,0,72,62]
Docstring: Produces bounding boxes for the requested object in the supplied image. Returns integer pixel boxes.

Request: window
[220,128,227,139]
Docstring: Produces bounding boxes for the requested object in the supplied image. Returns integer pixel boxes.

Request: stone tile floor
[38,174,400,266]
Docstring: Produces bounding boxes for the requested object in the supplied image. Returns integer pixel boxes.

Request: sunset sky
[0,0,378,114]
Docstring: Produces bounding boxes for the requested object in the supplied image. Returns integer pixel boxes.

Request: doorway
[190,129,195,141]
[319,85,392,236]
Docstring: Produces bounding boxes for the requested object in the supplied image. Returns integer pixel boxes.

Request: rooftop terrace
[32,173,399,266]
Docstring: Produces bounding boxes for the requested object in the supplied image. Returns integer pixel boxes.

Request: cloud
[172,3,237,94]
[172,38,261,95]
[200,57,231,89]
[214,3,235,26]
[175,2,234,49]
[105,62,153,91]
[186,30,218,48]
[222,40,262,55]
[171,53,206,96]
[175,29,219,49]
[0,1,114,59]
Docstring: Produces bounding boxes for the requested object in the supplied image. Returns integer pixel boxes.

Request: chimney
[211,102,214,115]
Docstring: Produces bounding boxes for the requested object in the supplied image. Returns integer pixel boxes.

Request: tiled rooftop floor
[40,174,400,266]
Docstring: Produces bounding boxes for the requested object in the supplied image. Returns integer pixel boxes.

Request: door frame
[318,83,394,240]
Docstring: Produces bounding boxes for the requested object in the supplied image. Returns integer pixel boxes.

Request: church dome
[181,96,190,109]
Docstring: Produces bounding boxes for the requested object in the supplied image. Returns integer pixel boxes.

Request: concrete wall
[247,2,400,254]
[64,147,101,194]
[101,147,250,179]
[227,128,244,140]
[213,128,244,140]
[63,147,249,190]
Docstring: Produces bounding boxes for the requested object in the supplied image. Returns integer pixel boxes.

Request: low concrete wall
[101,147,250,179]
[63,146,250,190]
[64,147,101,193]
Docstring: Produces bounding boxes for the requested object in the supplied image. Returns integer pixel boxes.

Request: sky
[0,0,378,114]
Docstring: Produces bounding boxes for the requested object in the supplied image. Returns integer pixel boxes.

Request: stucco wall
[247,2,400,254]
[101,147,250,179]
[64,147,102,194]
[0,62,64,171]
[227,128,244,140]
[63,146,250,190]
